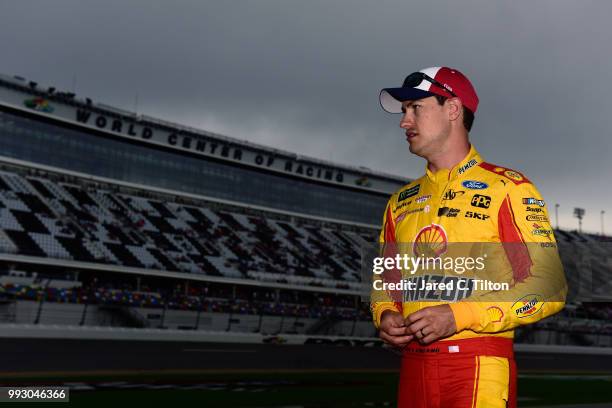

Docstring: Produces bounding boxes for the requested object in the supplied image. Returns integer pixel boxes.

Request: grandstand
[0,72,611,353]
[0,160,376,336]
[0,72,403,342]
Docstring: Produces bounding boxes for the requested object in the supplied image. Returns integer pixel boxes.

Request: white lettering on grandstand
[0,83,410,193]
[74,109,346,183]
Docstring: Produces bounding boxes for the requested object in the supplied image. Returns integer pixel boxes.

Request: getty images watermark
[372,253,508,291]
[362,242,570,303]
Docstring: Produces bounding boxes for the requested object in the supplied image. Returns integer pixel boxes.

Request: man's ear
[446,97,462,122]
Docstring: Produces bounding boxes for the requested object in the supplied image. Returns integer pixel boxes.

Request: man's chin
[408,143,423,156]
[408,146,429,161]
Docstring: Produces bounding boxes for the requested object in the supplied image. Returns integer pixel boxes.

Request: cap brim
[379,88,435,113]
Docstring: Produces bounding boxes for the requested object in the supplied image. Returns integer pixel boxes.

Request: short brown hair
[434,95,474,132]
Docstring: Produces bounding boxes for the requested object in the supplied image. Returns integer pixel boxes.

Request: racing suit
[370,145,567,408]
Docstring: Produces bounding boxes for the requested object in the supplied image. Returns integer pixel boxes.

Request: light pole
[601,210,606,236]
[573,208,585,233]
[555,204,560,230]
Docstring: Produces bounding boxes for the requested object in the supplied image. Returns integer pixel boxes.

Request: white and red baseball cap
[379,66,479,114]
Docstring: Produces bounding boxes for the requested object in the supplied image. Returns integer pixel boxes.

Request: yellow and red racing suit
[370,145,567,408]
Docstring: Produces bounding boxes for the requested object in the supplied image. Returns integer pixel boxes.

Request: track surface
[1,338,611,374]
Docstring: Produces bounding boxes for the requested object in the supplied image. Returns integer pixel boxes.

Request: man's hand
[378,310,414,347]
[405,305,457,344]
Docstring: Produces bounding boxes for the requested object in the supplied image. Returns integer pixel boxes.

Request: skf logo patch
[465,211,490,221]
[471,194,491,209]
[512,294,544,318]
[398,185,420,202]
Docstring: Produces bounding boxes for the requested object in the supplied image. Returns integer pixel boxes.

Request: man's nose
[400,111,414,128]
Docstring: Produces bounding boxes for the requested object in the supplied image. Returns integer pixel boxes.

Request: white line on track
[529,404,612,408]
[182,349,257,353]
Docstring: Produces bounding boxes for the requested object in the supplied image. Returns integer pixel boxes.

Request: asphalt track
[1,339,612,374]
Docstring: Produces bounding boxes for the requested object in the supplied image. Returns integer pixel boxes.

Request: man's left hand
[405,305,457,344]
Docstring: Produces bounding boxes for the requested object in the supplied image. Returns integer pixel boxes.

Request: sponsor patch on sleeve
[511,294,544,318]
[478,162,529,184]
[504,170,524,182]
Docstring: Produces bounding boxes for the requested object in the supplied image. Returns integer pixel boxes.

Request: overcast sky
[1,1,610,233]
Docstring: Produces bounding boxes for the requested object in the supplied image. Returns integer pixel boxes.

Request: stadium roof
[0,73,409,185]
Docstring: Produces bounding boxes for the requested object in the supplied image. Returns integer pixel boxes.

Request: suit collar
[425,144,483,183]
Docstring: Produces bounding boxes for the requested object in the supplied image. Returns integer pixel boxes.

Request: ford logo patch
[462,180,488,190]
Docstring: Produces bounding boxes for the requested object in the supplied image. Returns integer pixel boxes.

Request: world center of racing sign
[0,79,405,195]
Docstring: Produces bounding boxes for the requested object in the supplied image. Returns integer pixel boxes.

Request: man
[371,67,567,408]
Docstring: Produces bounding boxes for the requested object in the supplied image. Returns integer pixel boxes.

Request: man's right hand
[378,310,414,347]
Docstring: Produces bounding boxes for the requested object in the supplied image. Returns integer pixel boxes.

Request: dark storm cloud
[1,0,611,232]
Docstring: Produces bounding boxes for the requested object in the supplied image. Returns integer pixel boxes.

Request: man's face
[399,96,451,158]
